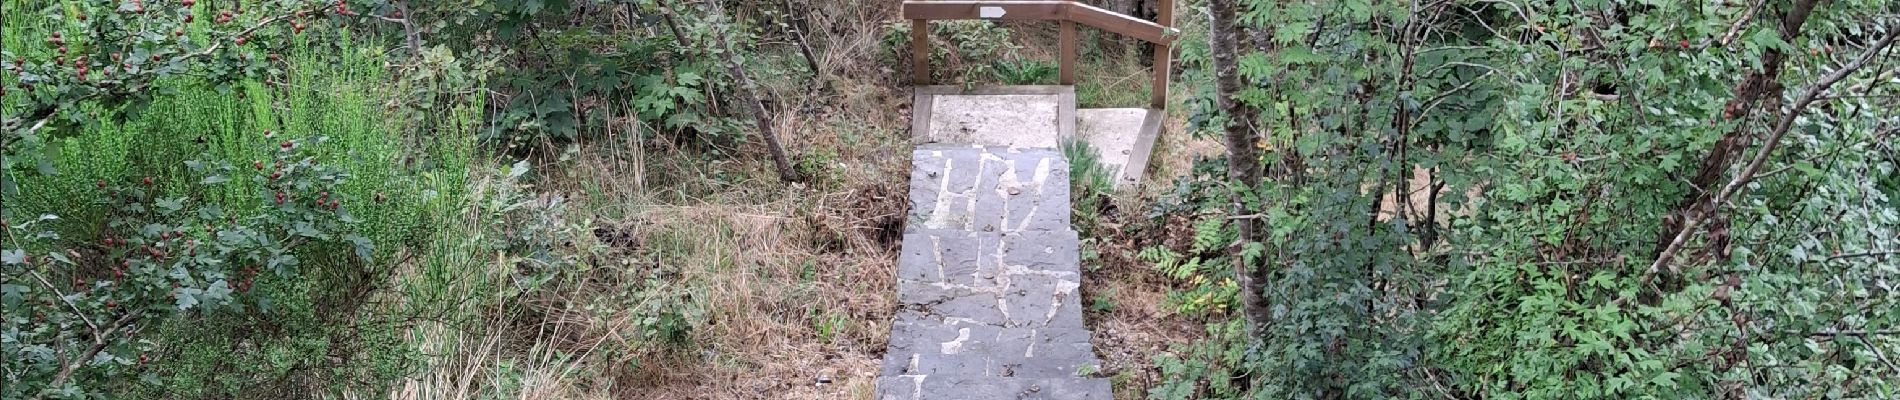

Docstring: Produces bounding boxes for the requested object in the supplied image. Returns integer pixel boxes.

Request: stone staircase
[875,145,1112,399]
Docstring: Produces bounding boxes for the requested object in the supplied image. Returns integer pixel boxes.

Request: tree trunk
[1208,0,1269,331]
[703,0,801,183]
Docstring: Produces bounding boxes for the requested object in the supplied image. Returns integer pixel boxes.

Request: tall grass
[3,1,485,392]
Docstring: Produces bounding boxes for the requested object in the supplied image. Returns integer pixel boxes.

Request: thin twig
[1719,0,1768,47]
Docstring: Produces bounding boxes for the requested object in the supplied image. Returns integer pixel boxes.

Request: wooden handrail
[904,0,1175,109]
[902,1,1177,44]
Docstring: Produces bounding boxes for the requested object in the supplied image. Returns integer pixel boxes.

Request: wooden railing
[902,0,1177,109]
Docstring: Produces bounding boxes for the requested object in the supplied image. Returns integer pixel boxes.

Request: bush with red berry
[0,137,368,399]
[0,0,399,195]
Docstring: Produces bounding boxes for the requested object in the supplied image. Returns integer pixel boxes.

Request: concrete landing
[913,85,1162,188]
[877,145,1111,399]
[1076,109,1162,187]
[912,86,1076,148]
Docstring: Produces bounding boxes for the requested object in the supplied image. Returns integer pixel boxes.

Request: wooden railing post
[1150,0,1172,109]
[1060,20,1077,85]
[912,19,931,85]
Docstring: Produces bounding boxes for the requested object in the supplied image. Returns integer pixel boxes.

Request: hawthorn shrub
[1,137,371,398]
[2,0,481,397]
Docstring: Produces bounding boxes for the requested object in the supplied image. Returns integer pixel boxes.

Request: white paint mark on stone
[1045,278,1080,324]
[941,328,971,355]
[923,157,956,230]
[898,373,925,400]
[1032,156,1052,192]
[993,156,1021,231]
[930,235,945,283]
[944,317,984,326]
[1025,328,1039,358]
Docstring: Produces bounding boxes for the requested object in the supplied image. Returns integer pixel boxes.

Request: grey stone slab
[908,147,1072,233]
[876,376,1113,400]
[896,231,1079,286]
[881,318,1102,381]
[882,92,1112,399]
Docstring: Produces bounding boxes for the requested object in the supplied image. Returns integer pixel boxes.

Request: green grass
[2,6,485,394]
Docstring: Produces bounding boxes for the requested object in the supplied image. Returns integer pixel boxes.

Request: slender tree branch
[32,313,137,400]
[1719,0,1768,47]
[1649,27,1900,275]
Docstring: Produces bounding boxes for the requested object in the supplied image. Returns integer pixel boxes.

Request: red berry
[254,161,264,170]
[280,140,293,149]
[183,0,195,6]
[143,176,154,186]
[152,54,162,62]
[106,300,117,308]
[234,37,247,46]
[269,171,281,180]
[319,191,329,198]
[97,180,107,189]
[58,46,67,54]
[184,14,193,23]
[1679,40,1689,49]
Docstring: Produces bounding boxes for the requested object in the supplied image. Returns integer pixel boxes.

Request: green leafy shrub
[993,58,1058,85]
[881,20,1020,85]
[2,138,368,398]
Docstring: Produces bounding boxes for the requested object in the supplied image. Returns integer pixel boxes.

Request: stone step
[876,375,1112,400]
[908,146,1071,233]
[881,312,1100,378]
[894,231,1086,329]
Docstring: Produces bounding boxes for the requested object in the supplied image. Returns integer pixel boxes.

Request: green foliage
[1,0,338,196]
[882,20,1021,86]
[2,138,370,398]
[993,58,1058,85]
[1,4,481,396]
[1150,0,1900,398]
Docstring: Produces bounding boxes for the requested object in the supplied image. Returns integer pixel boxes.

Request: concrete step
[876,375,1112,400]
[907,146,1071,233]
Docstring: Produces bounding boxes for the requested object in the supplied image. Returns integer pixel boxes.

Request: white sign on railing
[979,6,1007,19]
